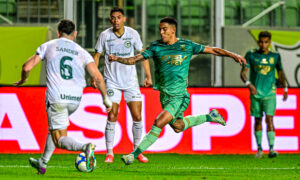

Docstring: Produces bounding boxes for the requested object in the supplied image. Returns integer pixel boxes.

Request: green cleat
[268,149,278,158]
[255,150,264,159]
[121,154,134,165]
[209,109,226,126]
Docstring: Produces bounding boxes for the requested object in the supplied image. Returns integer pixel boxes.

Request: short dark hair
[160,17,177,30]
[110,7,124,16]
[58,19,75,35]
[258,31,271,40]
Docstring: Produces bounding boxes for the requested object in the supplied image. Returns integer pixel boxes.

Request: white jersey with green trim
[95,26,143,89]
[36,37,94,104]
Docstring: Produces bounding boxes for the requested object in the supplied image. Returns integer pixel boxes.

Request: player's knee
[154,119,164,128]
[108,113,118,122]
[132,114,142,122]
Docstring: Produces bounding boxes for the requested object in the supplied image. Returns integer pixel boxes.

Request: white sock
[133,121,143,150]
[57,136,85,151]
[41,133,55,165]
[105,121,116,155]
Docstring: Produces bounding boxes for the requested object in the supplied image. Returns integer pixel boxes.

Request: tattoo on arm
[117,54,145,65]
[213,48,235,57]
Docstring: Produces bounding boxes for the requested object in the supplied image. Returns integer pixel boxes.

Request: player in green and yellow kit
[109,17,246,165]
[240,31,288,158]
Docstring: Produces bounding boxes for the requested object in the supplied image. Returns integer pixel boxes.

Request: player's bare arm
[91,52,103,88]
[86,62,112,112]
[139,49,153,87]
[109,54,145,65]
[14,54,42,86]
[240,67,257,95]
[278,69,288,101]
[203,46,247,65]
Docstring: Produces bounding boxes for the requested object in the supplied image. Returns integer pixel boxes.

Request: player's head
[57,19,77,40]
[159,17,177,43]
[257,31,271,52]
[110,7,126,30]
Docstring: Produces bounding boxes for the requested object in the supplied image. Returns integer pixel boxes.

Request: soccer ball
[75,152,97,172]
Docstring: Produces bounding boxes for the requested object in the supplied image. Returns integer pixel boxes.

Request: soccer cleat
[255,150,264,158]
[121,154,134,165]
[104,154,114,163]
[209,109,226,126]
[137,154,149,163]
[85,143,96,171]
[268,149,278,158]
[29,158,46,175]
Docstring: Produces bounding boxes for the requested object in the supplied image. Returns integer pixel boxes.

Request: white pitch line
[0,165,298,170]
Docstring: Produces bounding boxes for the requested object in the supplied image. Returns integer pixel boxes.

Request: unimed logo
[0,87,299,154]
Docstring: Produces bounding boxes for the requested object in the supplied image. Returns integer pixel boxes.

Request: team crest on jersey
[124,41,131,48]
[180,45,186,51]
[107,89,114,97]
[261,58,268,64]
[269,57,274,64]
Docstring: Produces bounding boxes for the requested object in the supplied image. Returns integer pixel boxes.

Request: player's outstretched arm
[240,67,257,95]
[86,62,112,112]
[108,54,145,65]
[14,54,42,86]
[278,69,288,101]
[138,49,152,87]
[203,46,246,65]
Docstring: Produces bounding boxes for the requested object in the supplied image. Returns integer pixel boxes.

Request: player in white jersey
[92,7,152,163]
[14,19,112,174]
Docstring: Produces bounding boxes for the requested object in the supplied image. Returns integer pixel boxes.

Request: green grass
[0,154,299,179]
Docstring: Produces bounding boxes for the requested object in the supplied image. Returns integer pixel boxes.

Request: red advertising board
[0,87,299,154]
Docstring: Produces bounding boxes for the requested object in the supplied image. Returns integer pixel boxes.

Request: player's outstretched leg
[209,109,226,126]
[85,143,96,171]
[29,158,47,175]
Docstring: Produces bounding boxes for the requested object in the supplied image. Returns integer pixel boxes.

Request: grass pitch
[0,154,299,180]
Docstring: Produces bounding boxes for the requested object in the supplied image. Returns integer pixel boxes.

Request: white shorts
[106,85,142,104]
[46,103,79,130]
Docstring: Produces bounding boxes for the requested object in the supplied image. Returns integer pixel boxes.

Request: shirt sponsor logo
[106,39,115,42]
[60,94,81,101]
[112,52,131,57]
[161,55,187,66]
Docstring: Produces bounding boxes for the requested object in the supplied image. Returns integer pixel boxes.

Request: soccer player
[108,17,247,165]
[240,31,288,158]
[92,7,152,163]
[14,19,112,174]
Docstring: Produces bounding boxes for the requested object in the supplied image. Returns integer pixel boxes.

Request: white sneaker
[121,154,134,165]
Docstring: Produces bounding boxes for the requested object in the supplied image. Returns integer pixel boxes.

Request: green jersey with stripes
[244,49,283,98]
[141,39,205,95]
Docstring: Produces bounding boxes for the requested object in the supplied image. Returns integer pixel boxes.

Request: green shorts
[250,95,276,118]
[160,91,190,124]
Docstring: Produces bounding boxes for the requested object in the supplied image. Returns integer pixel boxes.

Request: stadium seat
[0,0,16,23]
[225,0,241,25]
[285,0,299,27]
[241,0,269,26]
[179,0,210,34]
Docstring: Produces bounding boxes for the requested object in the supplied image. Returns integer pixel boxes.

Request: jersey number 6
[60,56,73,80]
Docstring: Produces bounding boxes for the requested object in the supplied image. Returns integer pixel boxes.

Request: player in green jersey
[109,17,246,165]
[240,31,288,158]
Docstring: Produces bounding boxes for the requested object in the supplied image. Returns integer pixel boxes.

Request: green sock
[267,131,275,150]
[183,114,211,130]
[131,126,162,159]
[254,131,262,150]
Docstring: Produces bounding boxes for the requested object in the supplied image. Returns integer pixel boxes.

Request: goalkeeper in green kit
[241,31,288,158]
[109,17,246,165]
